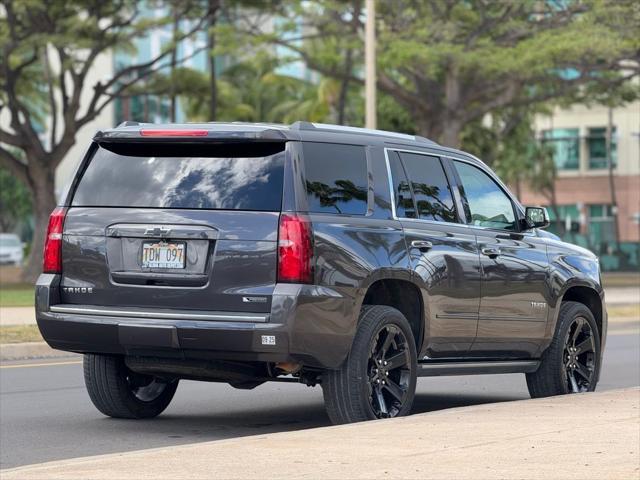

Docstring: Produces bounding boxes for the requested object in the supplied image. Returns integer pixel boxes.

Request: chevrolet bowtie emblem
[144,227,172,237]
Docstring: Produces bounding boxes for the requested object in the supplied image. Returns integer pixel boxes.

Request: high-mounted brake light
[140,129,208,137]
[43,207,67,274]
[277,213,314,284]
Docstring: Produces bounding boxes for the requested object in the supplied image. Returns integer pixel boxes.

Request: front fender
[542,242,604,353]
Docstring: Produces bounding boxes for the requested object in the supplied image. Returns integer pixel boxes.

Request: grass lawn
[0,284,34,307]
[0,325,43,344]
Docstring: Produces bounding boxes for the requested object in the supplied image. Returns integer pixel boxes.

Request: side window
[388,153,417,218]
[302,142,368,215]
[453,161,516,231]
[399,152,457,223]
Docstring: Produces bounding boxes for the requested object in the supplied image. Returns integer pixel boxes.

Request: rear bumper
[35,274,358,368]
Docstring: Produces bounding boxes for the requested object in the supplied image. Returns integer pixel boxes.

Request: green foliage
[1,0,211,280]
[461,106,556,202]
[0,165,32,233]
[140,53,338,124]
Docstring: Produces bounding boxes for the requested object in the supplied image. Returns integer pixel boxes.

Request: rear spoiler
[94,123,297,143]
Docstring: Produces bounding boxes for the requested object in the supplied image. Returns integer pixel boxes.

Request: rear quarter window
[72,143,285,211]
[302,142,368,215]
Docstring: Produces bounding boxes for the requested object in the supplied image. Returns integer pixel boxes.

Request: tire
[526,301,601,398]
[322,305,418,424]
[83,354,179,419]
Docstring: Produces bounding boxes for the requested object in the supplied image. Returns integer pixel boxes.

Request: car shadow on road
[411,392,526,415]
[92,391,525,440]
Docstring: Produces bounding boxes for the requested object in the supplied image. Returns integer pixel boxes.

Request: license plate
[141,242,185,269]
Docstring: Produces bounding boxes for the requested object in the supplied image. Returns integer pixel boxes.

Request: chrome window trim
[383,147,534,236]
[383,148,399,220]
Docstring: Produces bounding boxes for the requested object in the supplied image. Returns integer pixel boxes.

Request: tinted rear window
[398,152,457,223]
[72,143,285,211]
[302,142,368,215]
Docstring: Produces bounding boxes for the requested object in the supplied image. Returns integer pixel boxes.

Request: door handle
[481,247,501,258]
[411,240,433,251]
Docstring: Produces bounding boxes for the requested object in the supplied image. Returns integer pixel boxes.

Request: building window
[547,204,580,235]
[587,127,617,169]
[542,128,580,170]
[588,204,616,253]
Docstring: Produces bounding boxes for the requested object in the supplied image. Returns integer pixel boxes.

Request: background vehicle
[35,122,607,424]
[0,233,24,266]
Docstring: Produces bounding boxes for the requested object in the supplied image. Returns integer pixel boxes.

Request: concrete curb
[2,387,638,480]
[0,342,77,361]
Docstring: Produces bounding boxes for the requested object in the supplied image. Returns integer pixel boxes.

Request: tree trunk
[143,94,150,122]
[169,8,179,122]
[441,61,462,148]
[605,106,620,253]
[337,47,353,125]
[22,164,57,282]
[549,187,563,234]
[440,120,463,149]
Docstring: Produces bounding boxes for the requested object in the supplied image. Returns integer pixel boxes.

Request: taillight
[277,213,314,284]
[43,207,67,274]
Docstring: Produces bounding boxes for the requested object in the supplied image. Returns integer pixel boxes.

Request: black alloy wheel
[367,324,413,418]
[322,305,417,424]
[84,354,179,419]
[563,316,597,393]
[526,301,601,398]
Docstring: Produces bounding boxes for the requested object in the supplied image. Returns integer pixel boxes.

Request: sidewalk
[3,388,638,480]
[605,286,640,305]
[0,306,35,326]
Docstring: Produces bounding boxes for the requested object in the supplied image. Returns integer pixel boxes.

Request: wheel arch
[544,282,605,350]
[360,277,424,352]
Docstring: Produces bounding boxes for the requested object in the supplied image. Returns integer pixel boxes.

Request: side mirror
[525,206,550,229]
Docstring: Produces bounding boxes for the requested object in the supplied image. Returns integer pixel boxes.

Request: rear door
[387,150,481,358]
[61,140,286,314]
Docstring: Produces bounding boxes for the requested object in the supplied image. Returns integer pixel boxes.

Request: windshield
[0,236,20,247]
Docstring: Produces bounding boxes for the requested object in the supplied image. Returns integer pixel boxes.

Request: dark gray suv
[35,121,607,424]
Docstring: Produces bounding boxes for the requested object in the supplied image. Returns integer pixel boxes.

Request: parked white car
[0,233,24,266]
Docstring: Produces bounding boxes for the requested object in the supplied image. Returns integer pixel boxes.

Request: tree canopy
[241,0,640,147]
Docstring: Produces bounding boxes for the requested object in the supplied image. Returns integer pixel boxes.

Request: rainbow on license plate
[141,242,185,269]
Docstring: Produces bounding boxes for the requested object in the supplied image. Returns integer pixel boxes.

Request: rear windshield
[72,143,285,211]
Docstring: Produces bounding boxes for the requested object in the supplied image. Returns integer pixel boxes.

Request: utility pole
[365,0,376,129]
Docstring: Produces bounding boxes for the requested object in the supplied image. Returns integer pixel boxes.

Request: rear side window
[302,142,368,215]
[72,143,285,211]
[398,152,457,223]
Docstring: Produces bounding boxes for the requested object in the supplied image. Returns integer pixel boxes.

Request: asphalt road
[1,326,638,470]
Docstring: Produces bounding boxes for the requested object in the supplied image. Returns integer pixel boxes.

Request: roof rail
[289,121,438,145]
